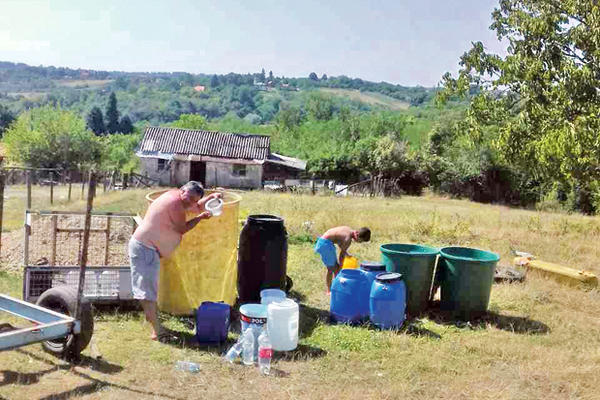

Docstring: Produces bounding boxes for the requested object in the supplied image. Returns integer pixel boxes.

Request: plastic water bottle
[242,328,255,366]
[223,340,243,363]
[258,329,273,375]
[174,361,200,373]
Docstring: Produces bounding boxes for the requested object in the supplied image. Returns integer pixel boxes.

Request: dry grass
[1,190,600,399]
[319,88,410,110]
[55,79,113,88]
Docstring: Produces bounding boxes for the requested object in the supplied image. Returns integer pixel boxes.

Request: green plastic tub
[380,244,439,316]
[438,247,500,319]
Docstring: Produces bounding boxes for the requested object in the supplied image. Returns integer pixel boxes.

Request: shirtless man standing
[129,181,221,340]
[314,226,371,292]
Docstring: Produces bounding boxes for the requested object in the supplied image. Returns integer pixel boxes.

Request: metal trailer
[0,174,98,358]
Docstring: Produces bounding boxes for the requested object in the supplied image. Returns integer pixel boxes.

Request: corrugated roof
[139,126,271,160]
[267,153,307,170]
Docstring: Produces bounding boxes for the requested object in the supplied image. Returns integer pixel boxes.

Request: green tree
[259,68,266,82]
[308,72,319,81]
[268,70,274,81]
[210,74,220,87]
[306,93,334,121]
[3,106,101,169]
[105,92,120,134]
[171,114,208,129]
[100,132,141,171]
[275,106,303,131]
[119,115,134,134]
[438,0,600,213]
[86,106,105,136]
[321,73,328,81]
[0,105,15,137]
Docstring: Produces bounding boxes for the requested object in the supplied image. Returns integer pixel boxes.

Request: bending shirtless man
[314,226,371,292]
[129,181,221,340]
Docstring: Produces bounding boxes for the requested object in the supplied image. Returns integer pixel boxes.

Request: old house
[136,126,306,188]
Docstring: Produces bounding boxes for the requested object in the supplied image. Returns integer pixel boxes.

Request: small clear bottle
[241,328,255,366]
[223,340,243,363]
[174,361,201,373]
[257,328,272,375]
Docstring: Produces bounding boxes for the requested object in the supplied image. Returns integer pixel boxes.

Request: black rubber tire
[35,285,93,358]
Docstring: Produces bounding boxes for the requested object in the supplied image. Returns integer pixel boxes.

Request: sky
[0,0,506,87]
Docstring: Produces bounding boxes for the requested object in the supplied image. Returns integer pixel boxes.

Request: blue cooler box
[195,301,231,344]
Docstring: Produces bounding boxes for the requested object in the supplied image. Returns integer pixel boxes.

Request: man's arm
[338,240,351,266]
[183,211,212,233]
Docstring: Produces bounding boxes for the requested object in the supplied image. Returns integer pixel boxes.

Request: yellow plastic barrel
[145,189,242,315]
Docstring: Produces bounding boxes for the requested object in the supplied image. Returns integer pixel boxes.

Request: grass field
[55,79,113,88]
[319,88,410,111]
[1,188,599,399]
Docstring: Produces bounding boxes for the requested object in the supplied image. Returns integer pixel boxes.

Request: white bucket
[205,198,223,217]
[267,298,299,351]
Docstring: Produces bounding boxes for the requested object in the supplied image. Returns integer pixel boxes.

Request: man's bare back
[321,226,354,253]
[134,189,203,258]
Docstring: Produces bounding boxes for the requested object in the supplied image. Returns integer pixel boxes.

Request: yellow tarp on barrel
[145,190,241,315]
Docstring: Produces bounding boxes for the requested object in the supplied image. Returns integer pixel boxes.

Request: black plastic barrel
[237,215,288,304]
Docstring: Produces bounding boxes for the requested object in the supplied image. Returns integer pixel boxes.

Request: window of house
[157,159,166,171]
[232,164,247,177]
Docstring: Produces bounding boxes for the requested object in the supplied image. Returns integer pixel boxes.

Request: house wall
[205,161,262,188]
[139,157,263,188]
[139,158,172,186]
[170,160,190,186]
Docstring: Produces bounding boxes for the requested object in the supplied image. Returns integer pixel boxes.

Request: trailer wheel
[36,285,93,358]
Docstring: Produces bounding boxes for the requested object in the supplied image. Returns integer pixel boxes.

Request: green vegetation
[1,189,599,399]
[438,0,600,213]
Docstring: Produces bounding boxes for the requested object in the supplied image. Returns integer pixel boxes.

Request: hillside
[319,88,410,110]
[0,61,435,125]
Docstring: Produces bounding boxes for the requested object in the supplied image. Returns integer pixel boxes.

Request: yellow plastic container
[145,189,242,315]
[342,256,359,270]
[513,256,598,288]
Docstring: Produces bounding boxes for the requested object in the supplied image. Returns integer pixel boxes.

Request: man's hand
[196,192,223,211]
[198,211,212,220]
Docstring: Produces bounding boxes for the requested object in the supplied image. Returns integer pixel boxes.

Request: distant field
[5,91,46,100]
[319,88,410,110]
[55,79,113,88]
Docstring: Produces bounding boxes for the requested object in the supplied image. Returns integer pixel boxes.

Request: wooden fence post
[68,171,72,202]
[26,170,32,209]
[75,171,95,320]
[0,170,5,258]
[50,211,57,265]
[104,212,112,265]
[81,172,86,200]
[50,170,54,205]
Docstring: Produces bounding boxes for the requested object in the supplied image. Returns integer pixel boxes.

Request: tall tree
[105,92,120,134]
[308,72,319,81]
[268,70,274,81]
[86,106,105,136]
[118,115,134,134]
[321,73,328,81]
[259,68,266,82]
[210,74,220,87]
[438,0,600,213]
[0,105,15,137]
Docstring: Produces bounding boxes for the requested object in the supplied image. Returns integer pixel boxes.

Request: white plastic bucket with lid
[260,288,286,305]
[267,298,299,351]
[205,198,224,217]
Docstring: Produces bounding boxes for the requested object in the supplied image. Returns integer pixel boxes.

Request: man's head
[180,181,205,206]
